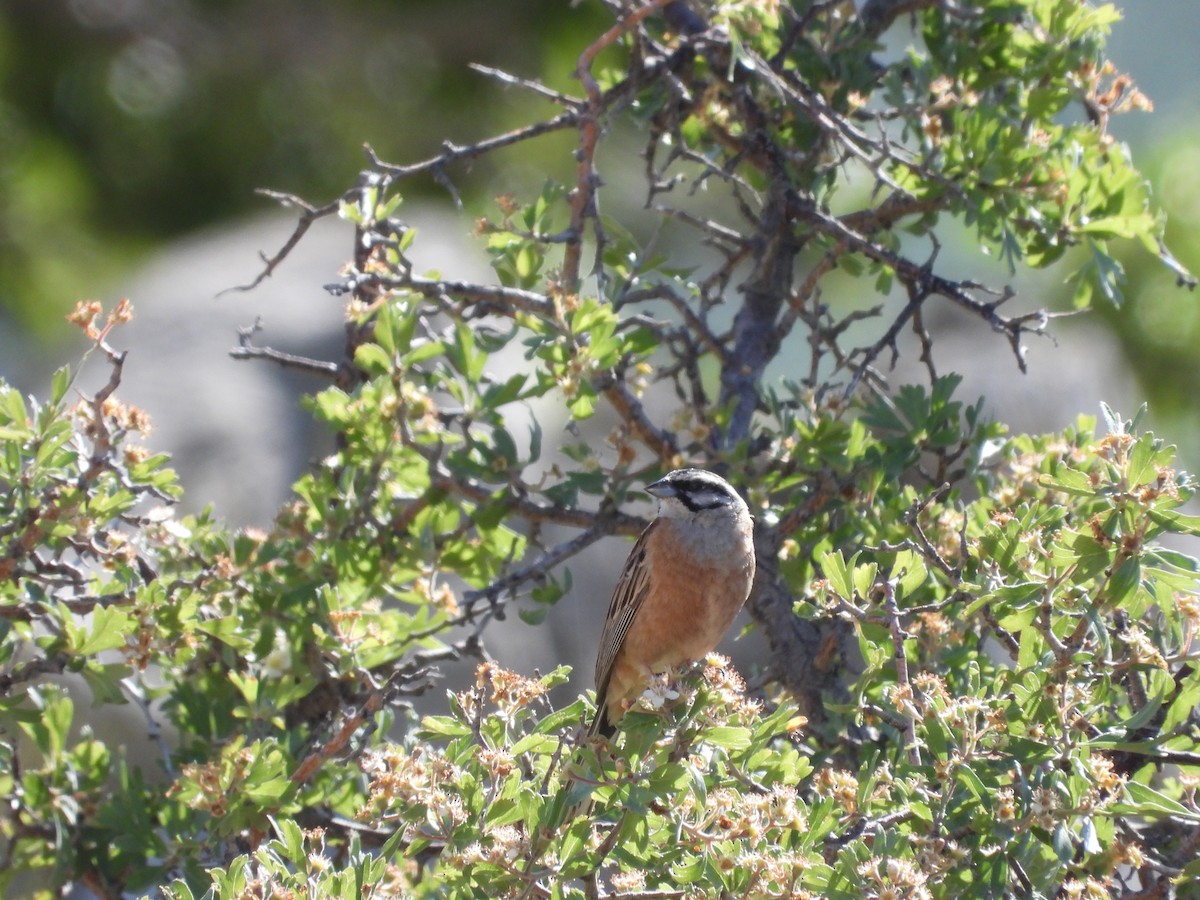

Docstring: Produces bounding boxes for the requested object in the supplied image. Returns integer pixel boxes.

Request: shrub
[2,2,1198,897]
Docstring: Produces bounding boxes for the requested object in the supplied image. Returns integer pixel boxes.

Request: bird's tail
[588,705,616,740]
[542,709,614,837]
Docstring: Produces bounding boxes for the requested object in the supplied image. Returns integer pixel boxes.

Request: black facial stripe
[669,474,729,492]
[673,485,734,512]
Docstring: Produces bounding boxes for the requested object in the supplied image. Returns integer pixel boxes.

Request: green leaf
[566,388,595,420]
[20,688,73,759]
[892,549,927,599]
[851,561,878,605]
[311,387,352,427]
[378,827,407,864]
[1038,466,1096,497]
[518,606,548,625]
[702,726,752,750]
[80,663,133,707]
[1086,240,1126,307]
[50,365,71,407]
[1103,558,1140,607]
[996,604,1038,631]
[274,816,307,864]
[558,819,588,869]
[1147,508,1200,537]
[1017,625,1044,670]
[451,321,486,381]
[246,775,290,805]
[1112,781,1200,820]
[515,245,540,281]
[956,764,987,803]
[354,342,393,376]
[510,734,556,756]
[485,373,527,406]
[403,338,446,365]
[1120,695,1162,733]
[535,698,587,735]
[195,615,255,652]
[1163,668,1200,733]
[528,418,543,462]
[819,549,854,600]
[0,385,27,426]
[73,606,132,657]
[1050,528,1112,579]
[1125,437,1158,488]
[1051,822,1074,862]
[420,715,473,739]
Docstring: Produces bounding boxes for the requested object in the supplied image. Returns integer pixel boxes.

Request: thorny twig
[882,579,922,766]
[230,317,343,382]
[225,191,340,294]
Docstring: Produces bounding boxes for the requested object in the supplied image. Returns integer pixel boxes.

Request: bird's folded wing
[593,520,658,711]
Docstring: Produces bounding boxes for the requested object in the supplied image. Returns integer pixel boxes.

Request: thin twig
[229,318,341,380]
[224,193,340,294]
[564,0,674,289]
[121,675,176,779]
[367,112,580,182]
[882,578,922,766]
[469,63,583,107]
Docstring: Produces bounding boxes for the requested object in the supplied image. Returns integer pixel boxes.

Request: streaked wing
[593,521,657,711]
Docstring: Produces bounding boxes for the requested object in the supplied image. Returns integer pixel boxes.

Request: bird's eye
[684,489,729,509]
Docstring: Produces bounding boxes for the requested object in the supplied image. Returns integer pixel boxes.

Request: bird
[589,467,756,737]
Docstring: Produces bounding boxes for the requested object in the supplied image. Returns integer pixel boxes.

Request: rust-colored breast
[605,518,754,715]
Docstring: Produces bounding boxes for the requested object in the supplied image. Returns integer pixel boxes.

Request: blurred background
[4,0,1200,502]
[1,0,611,522]
[0,0,600,336]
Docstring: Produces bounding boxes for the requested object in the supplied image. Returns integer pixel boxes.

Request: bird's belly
[623,555,752,674]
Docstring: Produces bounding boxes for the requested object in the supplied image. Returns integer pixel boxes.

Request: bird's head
[645,468,748,519]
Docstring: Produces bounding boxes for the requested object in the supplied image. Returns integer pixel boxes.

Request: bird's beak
[645,477,676,499]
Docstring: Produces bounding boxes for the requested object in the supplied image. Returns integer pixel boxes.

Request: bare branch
[882,579,922,766]
[596,374,680,461]
[229,318,343,381]
[367,112,580,183]
[563,0,674,289]
[469,63,584,107]
[223,193,340,294]
[459,521,615,618]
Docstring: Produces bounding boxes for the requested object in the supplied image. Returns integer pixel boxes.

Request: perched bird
[590,468,756,737]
